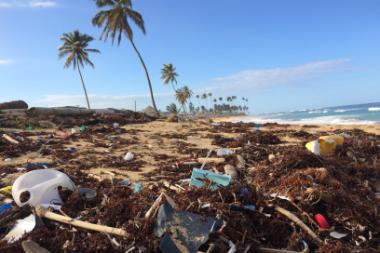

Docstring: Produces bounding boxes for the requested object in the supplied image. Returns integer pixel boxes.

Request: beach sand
[1,118,380,252]
[1,119,378,184]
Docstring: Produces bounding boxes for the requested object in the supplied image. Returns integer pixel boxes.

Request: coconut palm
[175,86,193,113]
[58,30,100,109]
[161,63,178,91]
[92,0,159,114]
[166,103,179,115]
[201,93,208,109]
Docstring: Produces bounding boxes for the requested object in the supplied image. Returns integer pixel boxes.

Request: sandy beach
[1,117,379,252]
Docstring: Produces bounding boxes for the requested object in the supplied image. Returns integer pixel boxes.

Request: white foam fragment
[4,214,36,243]
[330,231,348,239]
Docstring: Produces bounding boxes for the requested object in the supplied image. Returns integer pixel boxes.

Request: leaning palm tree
[161,63,178,91]
[92,0,159,114]
[58,30,100,109]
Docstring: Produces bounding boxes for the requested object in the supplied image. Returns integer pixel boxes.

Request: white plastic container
[12,169,76,208]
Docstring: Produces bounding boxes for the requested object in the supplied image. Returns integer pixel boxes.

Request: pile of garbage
[0,121,379,253]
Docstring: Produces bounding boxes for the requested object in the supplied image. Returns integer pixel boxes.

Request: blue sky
[0,0,379,113]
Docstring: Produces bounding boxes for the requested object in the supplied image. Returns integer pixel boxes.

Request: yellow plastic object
[305,135,344,156]
[320,135,344,146]
[0,186,12,195]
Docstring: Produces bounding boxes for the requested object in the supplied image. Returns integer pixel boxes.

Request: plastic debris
[26,162,49,169]
[306,135,344,156]
[120,180,129,186]
[79,125,86,132]
[124,152,134,161]
[244,204,256,211]
[3,214,36,243]
[0,186,12,196]
[154,202,220,253]
[22,240,51,253]
[79,188,97,201]
[190,168,232,190]
[216,148,234,157]
[12,169,76,208]
[224,164,238,179]
[242,187,249,197]
[314,213,330,229]
[330,231,348,239]
[0,203,12,215]
[132,183,143,193]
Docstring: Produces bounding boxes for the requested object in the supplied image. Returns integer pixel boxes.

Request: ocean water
[234,102,380,125]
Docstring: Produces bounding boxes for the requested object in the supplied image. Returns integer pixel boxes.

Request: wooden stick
[197,157,225,165]
[275,205,322,244]
[259,240,309,253]
[145,193,164,219]
[144,192,179,219]
[259,247,308,253]
[163,180,184,192]
[35,206,128,237]
[206,243,215,253]
[2,134,19,144]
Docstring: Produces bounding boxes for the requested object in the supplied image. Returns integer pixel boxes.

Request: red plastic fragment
[314,213,330,229]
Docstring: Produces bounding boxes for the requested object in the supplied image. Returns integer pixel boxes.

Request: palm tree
[166,103,179,115]
[92,0,159,115]
[161,63,178,91]
[58,30,100,109]
[175,86,193,113]
[201,93,208,109]
[219,97,223,102]
[188,102,195,114]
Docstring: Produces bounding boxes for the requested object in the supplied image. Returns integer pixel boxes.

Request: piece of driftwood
[35,206,128,237]
[2,134,20,144]
[275,206,322,244]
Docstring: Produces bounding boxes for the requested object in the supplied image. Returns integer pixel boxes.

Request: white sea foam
[334,108,359,113]
[308,109,329,114]
[368,107,380,112]
[222,115,377,125]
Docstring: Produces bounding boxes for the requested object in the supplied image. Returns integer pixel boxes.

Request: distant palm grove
[57,0,249,116]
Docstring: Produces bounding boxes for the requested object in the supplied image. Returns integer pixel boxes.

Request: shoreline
[212,115,380,135]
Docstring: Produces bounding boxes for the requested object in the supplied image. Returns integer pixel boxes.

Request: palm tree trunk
[129,38,159,116]
[77,65,91,109]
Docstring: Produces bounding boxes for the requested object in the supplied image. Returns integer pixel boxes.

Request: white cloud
[0,0,58,8]
[29,0,57,8]
[0,59,13,65]
[209,58,351,91]
[34,93,173,109]
[0,2,12,8]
